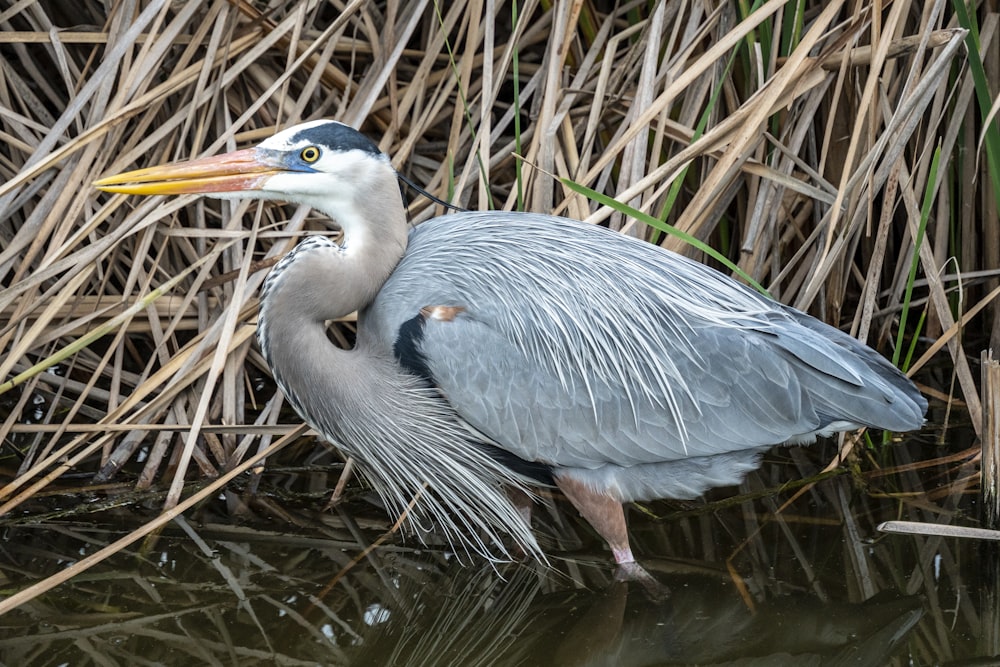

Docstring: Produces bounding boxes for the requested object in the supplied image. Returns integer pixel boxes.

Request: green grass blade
[432,0,493,209]
[658,48,740,227]
[893,146,940,368]
[560,177,770,296]
[953,0,1000,210]
[0,248,224,396]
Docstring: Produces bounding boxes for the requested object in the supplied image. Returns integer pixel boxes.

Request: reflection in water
[0,524,924,666]
[0,433,989,665]
[352,563,923,666]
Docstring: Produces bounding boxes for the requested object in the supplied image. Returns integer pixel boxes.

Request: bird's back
[362,211,925,483]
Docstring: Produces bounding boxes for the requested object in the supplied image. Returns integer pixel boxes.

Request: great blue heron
[95,119,926,572]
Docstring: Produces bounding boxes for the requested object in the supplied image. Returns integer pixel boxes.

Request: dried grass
[0,0,997,614]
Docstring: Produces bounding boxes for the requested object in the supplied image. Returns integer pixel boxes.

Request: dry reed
[0,0,996,617]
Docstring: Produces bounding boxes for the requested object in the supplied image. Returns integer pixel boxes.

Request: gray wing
[363,211,926,470]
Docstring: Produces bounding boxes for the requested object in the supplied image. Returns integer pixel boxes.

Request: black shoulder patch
[394,313,434,383]
[479,443,555,485]
[293,122,382,157]
[393,310,554,485]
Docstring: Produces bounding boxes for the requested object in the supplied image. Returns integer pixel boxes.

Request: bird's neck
[257,167,409,369]
[319,169,408,315]
[335,209,407,312]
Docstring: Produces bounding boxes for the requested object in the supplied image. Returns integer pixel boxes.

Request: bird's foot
[614,560,670,601]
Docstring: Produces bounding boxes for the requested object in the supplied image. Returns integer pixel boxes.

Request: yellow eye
[300,146,321,163]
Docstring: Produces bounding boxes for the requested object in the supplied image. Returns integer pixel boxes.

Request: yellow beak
[94,148,282,196]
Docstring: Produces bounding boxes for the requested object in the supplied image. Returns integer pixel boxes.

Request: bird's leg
[556,475,669,599]
[555,475,634,564]
[506,485,534,526]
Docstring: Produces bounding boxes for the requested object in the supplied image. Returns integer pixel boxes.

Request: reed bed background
[0,0,997,624]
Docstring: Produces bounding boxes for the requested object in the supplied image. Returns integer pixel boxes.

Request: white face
[214,121,393,212]
[237,121,396,231]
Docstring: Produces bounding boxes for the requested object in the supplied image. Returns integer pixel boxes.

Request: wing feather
[361,211,926,471]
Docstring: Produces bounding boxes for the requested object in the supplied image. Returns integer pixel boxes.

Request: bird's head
[94,120,400,220]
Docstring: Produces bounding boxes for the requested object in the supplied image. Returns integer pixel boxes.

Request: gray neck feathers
[255,181,542,562]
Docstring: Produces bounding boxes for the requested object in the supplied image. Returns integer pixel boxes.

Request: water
[0,428,992,665]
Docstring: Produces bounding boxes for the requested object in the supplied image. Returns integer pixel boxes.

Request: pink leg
[556,475,669,598]
[555,475,634,564]
[505,485,534,526]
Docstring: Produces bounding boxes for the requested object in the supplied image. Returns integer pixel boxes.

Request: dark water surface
[0,427,992,666]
